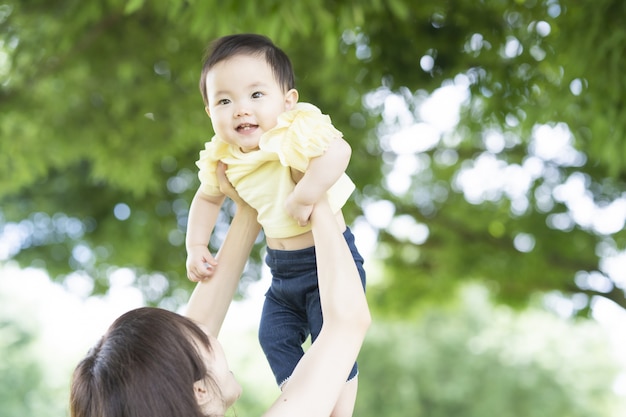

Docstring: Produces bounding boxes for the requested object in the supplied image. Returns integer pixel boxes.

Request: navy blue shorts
[259,227,366,387]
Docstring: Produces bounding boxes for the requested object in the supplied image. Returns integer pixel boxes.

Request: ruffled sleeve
[260,103,343,172]
[195,136,232,196]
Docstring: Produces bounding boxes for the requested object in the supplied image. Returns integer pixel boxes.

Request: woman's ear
[205,106,211,118]
[193,379,211,407]
[284,88,299,110]
[193,379,223,415]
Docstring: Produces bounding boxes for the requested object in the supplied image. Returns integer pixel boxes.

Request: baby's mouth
[236,123,258,132]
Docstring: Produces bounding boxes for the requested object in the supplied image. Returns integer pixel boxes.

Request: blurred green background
[1,0,625,415]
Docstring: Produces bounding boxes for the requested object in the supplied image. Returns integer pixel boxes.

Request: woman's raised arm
[264,198,371,417]
[185,163,261,337]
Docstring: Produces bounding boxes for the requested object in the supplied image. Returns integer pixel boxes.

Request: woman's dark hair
[199,33,296,106]
[70,307,220,417]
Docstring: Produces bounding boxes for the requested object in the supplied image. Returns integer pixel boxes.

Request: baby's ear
[205,106,211,118]
[285,89,299,110]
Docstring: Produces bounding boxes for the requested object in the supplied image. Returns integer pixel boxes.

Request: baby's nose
[234,105,251,117]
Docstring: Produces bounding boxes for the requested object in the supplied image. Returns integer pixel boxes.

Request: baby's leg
[258,293,308,386]
[331,377,358,417]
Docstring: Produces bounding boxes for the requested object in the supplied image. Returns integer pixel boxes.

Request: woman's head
[199,33,296,107]
[70,307,240,417]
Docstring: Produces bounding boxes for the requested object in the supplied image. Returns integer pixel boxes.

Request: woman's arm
[264,197,371,417]
[285,137,352,225]
[185,203,260,336]
[185,163,261,337]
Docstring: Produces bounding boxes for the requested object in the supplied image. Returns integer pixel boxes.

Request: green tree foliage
[1,0,625,313]
[356,285,624,417]
[0,292,66,417]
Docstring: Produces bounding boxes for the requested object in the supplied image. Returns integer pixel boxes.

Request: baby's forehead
[207,55,283,90]
[208,54,272,77]
[213,51,268,68]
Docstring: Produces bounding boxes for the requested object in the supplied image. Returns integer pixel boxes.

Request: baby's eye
[251,91,264,99]
[217,98,230,105]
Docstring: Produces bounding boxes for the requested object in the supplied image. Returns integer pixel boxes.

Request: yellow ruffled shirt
[196,102,355,239]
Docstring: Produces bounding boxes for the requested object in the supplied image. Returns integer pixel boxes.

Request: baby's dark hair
[199,33,295,107]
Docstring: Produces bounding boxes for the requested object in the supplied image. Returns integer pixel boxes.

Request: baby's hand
[186,245,218,282]
[285,192,314,227]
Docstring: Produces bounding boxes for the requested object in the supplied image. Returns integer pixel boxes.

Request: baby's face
[204,54,297,152]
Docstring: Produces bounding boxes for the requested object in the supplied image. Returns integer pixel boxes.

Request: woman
[69,163,371,417]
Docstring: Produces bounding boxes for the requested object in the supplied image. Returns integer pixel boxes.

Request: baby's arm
[185,189,225,282]
[285,137,352,225]
[186,162,261,336]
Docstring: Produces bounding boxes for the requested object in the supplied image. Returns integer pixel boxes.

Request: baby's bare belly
[265,211,347,250]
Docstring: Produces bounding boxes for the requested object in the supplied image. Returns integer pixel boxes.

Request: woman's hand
[216,162,244,205]
[216,161,258,221]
